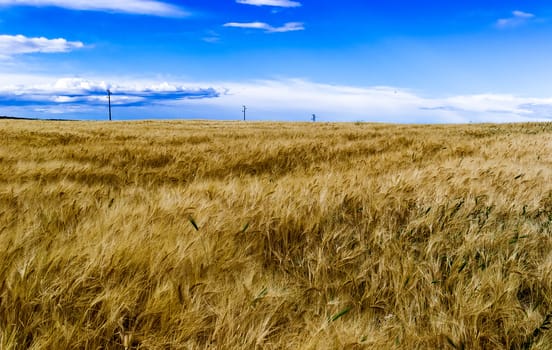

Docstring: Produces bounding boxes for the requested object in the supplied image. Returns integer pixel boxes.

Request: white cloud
[224,21,304,33]
[236,0,301,7]
[202,31,220,43]
[512,10,535,19]
[496,10,535,28]
[0,34,83,58]
[269,22,304,33]
[0,77,220,108]
[0,0,187,17]
[224,22,268,30]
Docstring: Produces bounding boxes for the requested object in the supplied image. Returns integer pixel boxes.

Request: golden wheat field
[1,119,552,349]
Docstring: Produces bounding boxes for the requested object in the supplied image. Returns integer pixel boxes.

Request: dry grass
[1,119,552,349]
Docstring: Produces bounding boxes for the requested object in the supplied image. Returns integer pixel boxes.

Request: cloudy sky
[1,0,552,122]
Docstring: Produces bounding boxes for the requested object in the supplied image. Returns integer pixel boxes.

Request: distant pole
[312,114,316,122]
[242,105,247,121]
[107,89,112,121]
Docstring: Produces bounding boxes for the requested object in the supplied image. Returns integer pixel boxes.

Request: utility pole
[107,89,112,121]
[242,105,247,121]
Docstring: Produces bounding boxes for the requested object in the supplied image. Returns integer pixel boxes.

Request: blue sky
[1,0,552,122]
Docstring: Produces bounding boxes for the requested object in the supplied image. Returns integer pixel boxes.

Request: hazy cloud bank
[2,76,552,122]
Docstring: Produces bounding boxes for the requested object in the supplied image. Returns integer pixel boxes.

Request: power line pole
[242,105,247,121]
[107,89,112,121]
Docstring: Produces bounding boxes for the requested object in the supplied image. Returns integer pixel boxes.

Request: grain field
[1,120,551,349]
